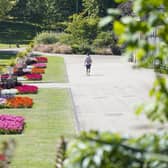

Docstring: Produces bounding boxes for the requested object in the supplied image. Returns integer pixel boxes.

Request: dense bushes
[34,32,60,44]
[33,17,120,54]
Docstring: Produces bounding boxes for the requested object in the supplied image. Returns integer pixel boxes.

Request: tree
[10,0,78,24]
[0,0,16,19]
[83,0,117,17]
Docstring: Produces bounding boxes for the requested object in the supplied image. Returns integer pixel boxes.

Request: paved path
[0,48,25,53]
[62,55,167,136]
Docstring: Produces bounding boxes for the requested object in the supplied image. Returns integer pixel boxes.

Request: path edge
[68,88,80,134]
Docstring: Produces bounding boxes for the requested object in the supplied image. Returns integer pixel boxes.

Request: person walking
[84,53,92,75]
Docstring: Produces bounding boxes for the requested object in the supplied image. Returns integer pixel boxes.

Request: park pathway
[31,54,167,136]
[63,55,163,136]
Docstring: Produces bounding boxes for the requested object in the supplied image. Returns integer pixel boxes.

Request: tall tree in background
[83,0,117,17]
[10,0,78,24]
[0,0,16,19]
[45,0,75,23]
[10,0,46,23]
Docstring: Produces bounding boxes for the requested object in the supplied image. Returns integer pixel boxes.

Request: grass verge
[0,88,75,168]
[0,44,27,49]
[43,56,67,83]
[23,56,68,83]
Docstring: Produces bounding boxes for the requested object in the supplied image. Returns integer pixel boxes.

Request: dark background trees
[9,0,117,25]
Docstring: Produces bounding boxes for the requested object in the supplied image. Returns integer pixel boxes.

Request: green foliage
[10,0,76,24]
[34,31,60,44]
[66,14,99,45]
[64,131,168,168]
[63,14,100,53]
[93,31,114,47]
[136,76,168,123]
[59,33,74,45]
[71,43,92,54]
[0,0,15,18]
[83,0,117,17]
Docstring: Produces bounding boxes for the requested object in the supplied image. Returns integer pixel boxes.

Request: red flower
[35,56,48,63]
[0,154,6,161]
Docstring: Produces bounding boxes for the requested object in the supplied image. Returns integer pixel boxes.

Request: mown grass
[0,52,16,72]
[43,56,67,83]
[0,43,27,49]
[0,88,75,168]
[23,56,68,83]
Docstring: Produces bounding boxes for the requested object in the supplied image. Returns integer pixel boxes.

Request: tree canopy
[0,0,16,18]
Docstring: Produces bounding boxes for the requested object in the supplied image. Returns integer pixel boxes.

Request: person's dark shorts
[86,64,91,69]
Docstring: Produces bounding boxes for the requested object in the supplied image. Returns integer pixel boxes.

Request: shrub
[33,44,53,53]
[52,43,72,54]
[71,43,92,54]
[111,46,121,55]
[93,31,114,48]
[92,47,112,55]
[34,43,72,54]
[59,33,73,45]
[34,32,60,44]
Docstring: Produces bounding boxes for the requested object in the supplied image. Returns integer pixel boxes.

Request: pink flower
[0,154,6,161]
[33,63,47,68]
[35,56,48,63]
[16,85,38,94]
[0,114,25,134]
[25,74,42,80]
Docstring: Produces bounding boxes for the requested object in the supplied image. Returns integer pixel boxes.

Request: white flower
[0,98,6,105]
[1,89,18,95]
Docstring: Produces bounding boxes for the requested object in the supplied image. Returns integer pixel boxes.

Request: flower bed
[6,96,33,108]
[32,67,45,74]
[1,74,9,81]
[33,63,47,68]
[25,73,42,80]
[0,98,6,108]
[1,89,18,98]
[35,56,48,63]
[0,114,25,134]
[15,85,38,94]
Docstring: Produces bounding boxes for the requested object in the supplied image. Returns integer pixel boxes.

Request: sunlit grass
[0,88,75,168]
[43,56,68,83]
[0,43,27,49]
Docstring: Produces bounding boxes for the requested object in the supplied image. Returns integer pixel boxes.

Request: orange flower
[32,67,45,74]
[6,96,33,108]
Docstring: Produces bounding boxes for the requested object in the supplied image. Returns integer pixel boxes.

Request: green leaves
[64,131,168,168]
[113,21,125,36]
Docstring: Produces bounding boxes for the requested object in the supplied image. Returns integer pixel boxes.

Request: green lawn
[23,56,68,83]
[43,56,68,83]
[0,44,27,49]
[0,52,16,72]
[0,88,75,168]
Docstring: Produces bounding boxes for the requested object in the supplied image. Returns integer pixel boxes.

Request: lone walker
[84,53,92,75]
